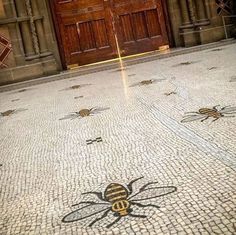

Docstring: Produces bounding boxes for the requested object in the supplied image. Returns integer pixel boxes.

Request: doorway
[51,0,170,68]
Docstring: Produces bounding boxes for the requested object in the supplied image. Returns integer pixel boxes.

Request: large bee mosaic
[181,105,236,123]
[59,107,109,120]
[62,177,177,228]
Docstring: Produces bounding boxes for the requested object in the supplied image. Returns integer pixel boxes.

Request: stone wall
[0,0,234,85]
[0,0,61,85]
[167,0,234,47]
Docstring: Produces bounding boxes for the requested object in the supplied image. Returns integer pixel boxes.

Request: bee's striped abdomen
[199,108,221,118]
[104,183,128,203]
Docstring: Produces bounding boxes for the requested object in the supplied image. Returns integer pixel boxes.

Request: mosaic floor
[0,44,236,235]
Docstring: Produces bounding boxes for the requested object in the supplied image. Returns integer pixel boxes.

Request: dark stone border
[0,39,235,93]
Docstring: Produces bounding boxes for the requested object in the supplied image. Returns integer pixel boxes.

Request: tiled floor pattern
[0,44,236,235]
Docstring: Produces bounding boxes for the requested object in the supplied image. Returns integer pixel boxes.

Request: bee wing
[59,113,79,120]
[90,107,110,113]
[152,79,166,83]
[220,106,236,113]
[129,82,140,87]
[181,114,205,123]
[62,203,110,223]
[14,108,27,114]
[129,185,177,202]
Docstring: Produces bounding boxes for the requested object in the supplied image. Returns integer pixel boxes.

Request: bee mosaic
[62,177,177,228]
[18,89,27,93]
[0,108,27,117]
[74,96,84,99]
[208,67,217,70]
[60,84,91,91]
[164,91,177,96]
[130,79,166,87]
[181,105,236,123]
[11,99,20,102]
[59,107,109,120]
[211,48,223,52]
[173,61,194,67]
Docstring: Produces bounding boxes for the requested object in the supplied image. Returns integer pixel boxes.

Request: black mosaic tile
[130,79,166,87]
[86,137,103,145]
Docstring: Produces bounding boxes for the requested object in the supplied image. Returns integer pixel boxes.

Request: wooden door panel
[112,0,169,56]
[52,0,117,66]
[51,0,169,67]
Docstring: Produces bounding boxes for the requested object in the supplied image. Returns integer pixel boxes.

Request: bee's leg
[82,191,106,202]
[128,214,147,219]
[106,216,121,228]
[201,116,209,122]
[70,115,79,120]
[184,112,199,114]
[131,202,160,209]
[220,105,231,110]
[89,209,111,227]
[72,201,109,207]
[224,115,235,117]
[212,117,220,122]
[127,177,144,195]
[224,112,236,115]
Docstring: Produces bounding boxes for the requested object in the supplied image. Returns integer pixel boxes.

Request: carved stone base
[0,56,59,85]
[197,26,226,45]
[180,28,199,47]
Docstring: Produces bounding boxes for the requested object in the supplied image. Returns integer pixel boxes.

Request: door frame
[49,0,67,70]
[49,0,173,70]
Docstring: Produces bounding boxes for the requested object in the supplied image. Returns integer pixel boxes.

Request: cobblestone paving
[0,44,236,235]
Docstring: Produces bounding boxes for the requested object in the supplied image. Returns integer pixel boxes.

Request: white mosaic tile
[0,44,236,235]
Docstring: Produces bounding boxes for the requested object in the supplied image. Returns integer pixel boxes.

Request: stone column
[179,0,199,47]
[14,0,35,57]
[31,0,49,55]
[179,0,192,27]
[195,0,210,25]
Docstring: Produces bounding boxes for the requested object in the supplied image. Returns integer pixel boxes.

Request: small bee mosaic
[164,91,177,96]
[211,48,223,52]
[0,108,27,117]
[11,99,20,102]
[74,96,84,99]
[62,177,177,228]
[181,105,236,123]
[130,79,165,87]
[208,67,218,70]
[60,84,91,91]
[173,61,196,67]
[18,89,27,93]
[59,107,109,120]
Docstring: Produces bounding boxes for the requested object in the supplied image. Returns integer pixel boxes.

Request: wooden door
[51,0,169,68]
[51,0,118,67]
[112,0,169,56]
